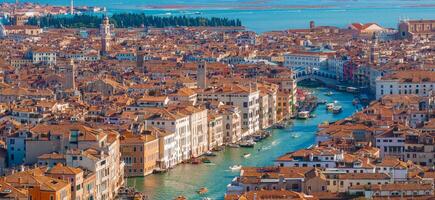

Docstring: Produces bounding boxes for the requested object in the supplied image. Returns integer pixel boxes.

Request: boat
[325,91,333,96]
[346,87,358,93]
[191,158,201,164]
[205,151,217,157]
[274,124,285,129]
[197,187,208,195]
[297,111,310,119]
[229,165,242,171]
[239,140,255,148]
[317,99,327,104]
[310,114,316,118]
[242,153,251,158]
[213,146,225,152]
[326,103,334,111]
[290,134,300,138]
[333,106,342,114]
[202,158,212,163]
[194,11,202,15]
[202,198,212,200]
[175,196,187,200]
[153,168,167,174]
[228,144,240,148]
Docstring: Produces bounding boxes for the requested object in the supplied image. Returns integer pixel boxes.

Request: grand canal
[127,87,358,200]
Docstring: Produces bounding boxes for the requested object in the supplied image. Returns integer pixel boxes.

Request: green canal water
[127,87,358,200]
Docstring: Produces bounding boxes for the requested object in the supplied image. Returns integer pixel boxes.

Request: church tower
[64,59,76,90]
[197,62,207,89]
[369,32,379,65]
[136,46,146,74]
[100,16,111,56]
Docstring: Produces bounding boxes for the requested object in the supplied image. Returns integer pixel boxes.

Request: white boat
[325,91,333,96]
[346,87,358,93]
[290,134,300,138]
[229,165,242,171]
[333,106,342,114]
[297,111,310,119]
[242,153,251,158]
[326,103,334,111]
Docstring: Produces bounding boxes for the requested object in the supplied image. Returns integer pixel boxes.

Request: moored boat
[202,158,211,163]
[239,140,255,148]
[297,111,310,119]
[205,151,217,157]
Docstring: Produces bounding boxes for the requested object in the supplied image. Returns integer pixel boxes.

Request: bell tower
[100,16,111,56]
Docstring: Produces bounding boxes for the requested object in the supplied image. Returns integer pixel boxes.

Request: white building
[143,108,191,163]
[198,84,260,135]
[30,48,57,65]
[375,70,435,99]
[284,53,328,68]
[375,128,406,159]
[275,147,344,168]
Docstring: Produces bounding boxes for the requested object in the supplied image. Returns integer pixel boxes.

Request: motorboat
[325,91,333,96]
[202,158,212,163]
[346,87,358,93]
[297,111,310,119]
[242,153,251,158]
[333,106,342,114]
[229,165,242,171]
[290,134,300,138]
[228,144,240,148]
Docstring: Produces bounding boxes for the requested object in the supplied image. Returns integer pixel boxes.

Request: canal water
[127,87,357,200]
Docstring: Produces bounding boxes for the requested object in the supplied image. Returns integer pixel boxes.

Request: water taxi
[333,106,342,114]
[297,111,310,119]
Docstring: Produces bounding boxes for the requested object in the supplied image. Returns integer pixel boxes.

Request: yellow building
[4,168,71,200]
[120,131,159,177]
